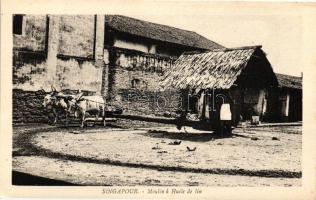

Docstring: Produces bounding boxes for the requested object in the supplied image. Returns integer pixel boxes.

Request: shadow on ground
[12,171,79,186]
[137,130,249,142]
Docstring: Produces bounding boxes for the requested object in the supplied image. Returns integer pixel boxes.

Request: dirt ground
[12,120,302,186]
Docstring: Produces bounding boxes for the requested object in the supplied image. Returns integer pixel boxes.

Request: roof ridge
[275,73,302,78]
[104,14,224,50]
[106,14,199,35]
[181,45,261,56]
[218,45,262,52]
[275,73,303,81]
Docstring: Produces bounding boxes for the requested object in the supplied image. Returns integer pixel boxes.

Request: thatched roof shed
[160,46,278,91]
[275,73,302,90]
[104,15,224,50]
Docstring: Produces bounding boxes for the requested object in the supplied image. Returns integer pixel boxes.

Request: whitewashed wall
[113,38,156,54]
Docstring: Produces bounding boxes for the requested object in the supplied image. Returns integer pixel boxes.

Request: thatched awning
[275,73,302,90]
[160,46,277,91]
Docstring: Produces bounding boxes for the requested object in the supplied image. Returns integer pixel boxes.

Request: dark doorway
[289,90,302,122]
[13,15,24,35]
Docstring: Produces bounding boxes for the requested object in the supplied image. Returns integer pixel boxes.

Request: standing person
[220,103,232,137]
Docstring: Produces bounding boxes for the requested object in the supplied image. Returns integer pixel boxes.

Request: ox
[68,92,106,127]
[42,86,74,125]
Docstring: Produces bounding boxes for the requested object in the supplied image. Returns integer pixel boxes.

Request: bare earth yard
[12,121,302,186]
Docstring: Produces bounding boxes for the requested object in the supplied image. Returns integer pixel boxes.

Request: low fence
[13,89,49,123]
[110,89,182,117]
[12,88,183,124]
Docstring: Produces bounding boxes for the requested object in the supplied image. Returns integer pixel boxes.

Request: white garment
[220,104,232,120]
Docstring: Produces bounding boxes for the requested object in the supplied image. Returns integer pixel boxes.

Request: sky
[124,13,303,77]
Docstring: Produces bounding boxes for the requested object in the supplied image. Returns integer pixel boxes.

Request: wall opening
[131,78,148,90]
[131,78,140,88]
[13,15,24,35]
[188,95,199,114]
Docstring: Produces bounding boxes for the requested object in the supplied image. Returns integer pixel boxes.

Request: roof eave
[106,26,218,51]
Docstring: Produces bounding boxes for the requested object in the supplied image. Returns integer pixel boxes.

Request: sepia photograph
[1,1,316,199]
[11,13,303,186]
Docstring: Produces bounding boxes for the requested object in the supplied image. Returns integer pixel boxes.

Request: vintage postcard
[1,0,316,199]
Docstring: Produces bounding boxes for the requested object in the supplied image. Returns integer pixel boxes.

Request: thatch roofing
[160,46,275,90]
[104,15,224,50]
[275,73,302,90]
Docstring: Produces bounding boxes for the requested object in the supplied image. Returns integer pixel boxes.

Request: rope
[79,98,106,105]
